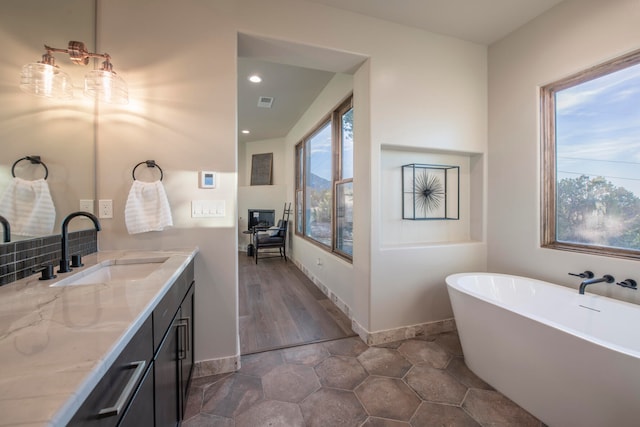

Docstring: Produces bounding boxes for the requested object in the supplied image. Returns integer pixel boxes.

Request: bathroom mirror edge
[0,0,97,243]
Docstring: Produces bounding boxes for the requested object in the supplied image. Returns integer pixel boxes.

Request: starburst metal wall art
[415,171,444,214]
[402,163,460,220]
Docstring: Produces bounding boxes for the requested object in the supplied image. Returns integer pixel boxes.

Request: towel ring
[132,160,164,181]
[11,156,49,180]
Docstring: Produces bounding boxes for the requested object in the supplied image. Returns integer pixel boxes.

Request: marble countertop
[0,248,199,427]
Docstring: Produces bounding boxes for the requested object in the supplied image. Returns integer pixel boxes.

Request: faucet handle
[33,264,57,281]
[569,270,594,279]
[616,279,637,290]
[71,254,84,268]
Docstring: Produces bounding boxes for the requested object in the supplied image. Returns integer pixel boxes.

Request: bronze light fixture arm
[43,41,113,68]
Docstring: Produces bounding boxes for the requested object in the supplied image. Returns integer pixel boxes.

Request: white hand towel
[0,177,56,237]
[125,180,173,234]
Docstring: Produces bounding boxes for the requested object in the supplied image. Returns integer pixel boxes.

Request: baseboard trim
[352,318,457,346]
[292,257,456,346]
[192,354,240,378]
[210,256,457,375]
[293,258,351,319]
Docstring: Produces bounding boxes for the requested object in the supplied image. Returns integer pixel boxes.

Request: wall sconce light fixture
[20,41,128,104]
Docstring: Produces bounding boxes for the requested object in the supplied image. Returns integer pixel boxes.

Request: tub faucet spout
[579,274,614,294]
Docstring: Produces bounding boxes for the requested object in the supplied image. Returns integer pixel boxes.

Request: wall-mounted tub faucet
[58,211,101,274]
[579,274,615,295]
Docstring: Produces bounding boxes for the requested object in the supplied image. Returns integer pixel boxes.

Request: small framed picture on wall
[251,153,273,185]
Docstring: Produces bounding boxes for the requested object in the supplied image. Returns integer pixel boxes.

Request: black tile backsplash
[0,230,98,286]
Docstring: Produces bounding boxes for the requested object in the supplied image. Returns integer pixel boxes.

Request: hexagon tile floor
[183,331,544,427]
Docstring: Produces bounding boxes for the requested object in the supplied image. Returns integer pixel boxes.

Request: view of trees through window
[557,175,640,249]
[336,107,353,256]
[543,51,640,256]
[296,96,353,259]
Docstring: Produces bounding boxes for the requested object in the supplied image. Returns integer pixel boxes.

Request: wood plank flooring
[238,252,355,355]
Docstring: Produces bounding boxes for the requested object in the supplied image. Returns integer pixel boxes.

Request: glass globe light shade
[20,62,73,99]
[84,69,128,104]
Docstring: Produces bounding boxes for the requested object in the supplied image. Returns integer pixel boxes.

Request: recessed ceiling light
[241,130,250,134]
[248,75,262,83]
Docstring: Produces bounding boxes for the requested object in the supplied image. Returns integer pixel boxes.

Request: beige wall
[488,0,640,306]
[97,0,240,362]
[97,0,488,365]
[239,138,286,188]
[238,137,287,245]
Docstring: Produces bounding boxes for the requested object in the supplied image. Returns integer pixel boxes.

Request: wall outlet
[98,199,113,218]
[79,199,94,214]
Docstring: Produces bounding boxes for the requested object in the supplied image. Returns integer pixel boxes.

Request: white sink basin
[52,259,168,287]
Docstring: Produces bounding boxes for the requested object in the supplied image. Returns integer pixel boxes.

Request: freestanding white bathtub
[446,272,640,427]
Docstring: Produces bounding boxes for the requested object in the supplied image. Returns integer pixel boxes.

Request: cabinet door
[118,362,154,427]
[68,317,153,427]
[154,319,179,427]
[178,283,195,417]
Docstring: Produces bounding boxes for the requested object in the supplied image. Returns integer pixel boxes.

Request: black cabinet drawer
[68,316,153,427]
[117,360,154,427]
[153,260,194,351]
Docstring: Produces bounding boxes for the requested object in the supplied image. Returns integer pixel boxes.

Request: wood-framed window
[541,49,640,259]
[295,95,353,260]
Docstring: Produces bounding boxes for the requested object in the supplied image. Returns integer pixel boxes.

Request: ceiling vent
[257,96,274,108]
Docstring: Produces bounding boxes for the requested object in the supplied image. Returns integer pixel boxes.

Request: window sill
[542,242,640,261]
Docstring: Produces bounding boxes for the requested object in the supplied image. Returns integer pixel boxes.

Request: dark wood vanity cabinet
[178,284,195,417]
[153,260,195,426]
[68,316,154,427]
[68,260,195,427]
[154,316,180,427]
[118,364,155,427]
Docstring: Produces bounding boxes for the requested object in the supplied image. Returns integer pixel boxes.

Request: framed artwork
[250,153,273,185]
[402,163,460,220]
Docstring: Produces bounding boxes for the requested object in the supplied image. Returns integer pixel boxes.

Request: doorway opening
[236,33,366,354]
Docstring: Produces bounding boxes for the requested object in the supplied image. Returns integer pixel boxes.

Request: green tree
[557,175,640,249]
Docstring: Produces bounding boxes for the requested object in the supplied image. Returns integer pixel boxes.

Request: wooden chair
[254,203,291,264]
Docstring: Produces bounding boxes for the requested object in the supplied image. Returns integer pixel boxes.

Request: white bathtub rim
[446,271,640,359]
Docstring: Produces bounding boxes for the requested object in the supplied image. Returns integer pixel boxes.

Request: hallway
[238,252,355,354]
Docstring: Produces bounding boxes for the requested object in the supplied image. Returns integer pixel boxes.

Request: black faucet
[58,211,101,273]
[579,274,615,295]
[0,215,9,243]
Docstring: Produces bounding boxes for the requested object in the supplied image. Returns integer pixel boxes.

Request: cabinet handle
[177,317,190,360]
[98,360,146,418]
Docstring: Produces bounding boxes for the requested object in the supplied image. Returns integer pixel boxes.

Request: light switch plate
[191,200,225,217]
[80,199,94,214]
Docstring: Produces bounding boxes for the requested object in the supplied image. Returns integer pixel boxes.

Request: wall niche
[380,146,484,247]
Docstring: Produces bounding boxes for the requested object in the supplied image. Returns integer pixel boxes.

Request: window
[295,95,353,260]
[305,121,332,246]
[541,50,640,259]
[335,103,353,256]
